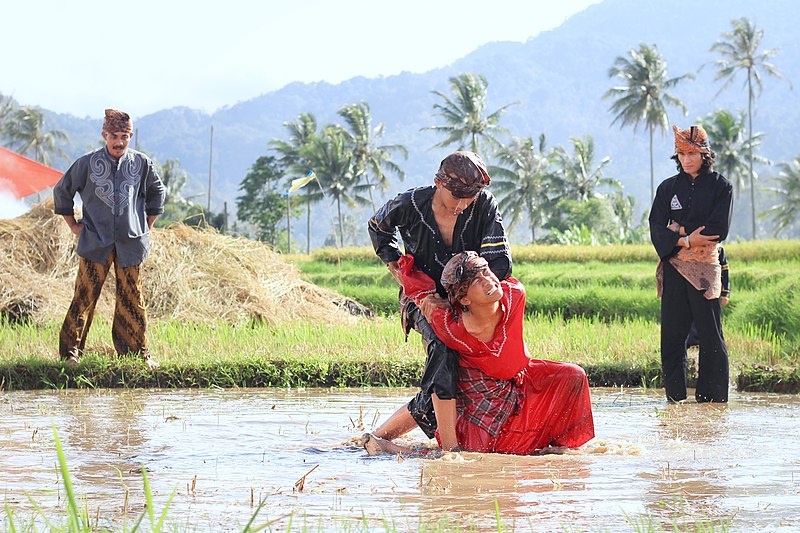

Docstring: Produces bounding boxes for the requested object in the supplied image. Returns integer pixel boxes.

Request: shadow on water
[1,387,799,531]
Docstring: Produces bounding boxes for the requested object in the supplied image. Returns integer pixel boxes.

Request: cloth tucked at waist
[656,244,721,300]
[457,365,523,437]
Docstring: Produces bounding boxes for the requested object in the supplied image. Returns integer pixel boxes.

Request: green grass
[0,318,423,390]
[299,240,800,264]
[3,243,798,392]
[1,312,796,392]
[279,246,800,393]
[514,260,800,290]
[291,253,800,339]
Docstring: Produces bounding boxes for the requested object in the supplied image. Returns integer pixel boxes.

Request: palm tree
[551,135,619,202]
[161,159,189,202]
[0,93,13,126]
[490,134,556,243]
[2,106,69,167]
[302,126,361,247]
[761,156,800,237]
[699,109,769,196]
[157,159,200,224]
[270,113,320,253]
[338,101,407,212]
[608,190,648,243]
[710,17,789,239]
[604,43,693,202]
[423,72,516,157]
[270,113,318,167]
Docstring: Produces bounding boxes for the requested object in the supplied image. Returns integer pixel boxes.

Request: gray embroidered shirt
[53,147,165,267]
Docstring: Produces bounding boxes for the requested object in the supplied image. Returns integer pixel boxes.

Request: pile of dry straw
[0,200,367,325]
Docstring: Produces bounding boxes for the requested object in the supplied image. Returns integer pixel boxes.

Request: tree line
[2,17,798,246]
[234,16,797,250]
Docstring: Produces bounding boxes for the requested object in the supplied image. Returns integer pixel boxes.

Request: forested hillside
[14,0,800,246]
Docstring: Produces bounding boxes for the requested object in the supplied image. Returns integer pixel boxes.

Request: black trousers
[404,302,459,438]
[660,261,729,403]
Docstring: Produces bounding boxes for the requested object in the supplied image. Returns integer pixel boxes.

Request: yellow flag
[289,171,316,193]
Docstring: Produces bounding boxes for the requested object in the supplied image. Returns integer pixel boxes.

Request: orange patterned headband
[673,125,710,154]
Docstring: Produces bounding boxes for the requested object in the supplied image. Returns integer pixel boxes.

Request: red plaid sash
[457,365,521,436]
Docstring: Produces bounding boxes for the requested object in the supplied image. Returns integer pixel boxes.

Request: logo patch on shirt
[670,195,683,210]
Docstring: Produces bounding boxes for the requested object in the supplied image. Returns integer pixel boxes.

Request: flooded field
[1,387,799,531]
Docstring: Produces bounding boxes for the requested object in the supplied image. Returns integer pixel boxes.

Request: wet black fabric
[407,391,437,439]
[403,302,459,438]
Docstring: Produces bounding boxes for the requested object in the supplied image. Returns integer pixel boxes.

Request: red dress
[398,255,595,454]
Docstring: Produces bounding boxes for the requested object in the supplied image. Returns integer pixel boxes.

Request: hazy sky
[2,0,600,119]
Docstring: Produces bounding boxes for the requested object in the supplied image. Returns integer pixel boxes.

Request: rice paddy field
[1,225,799,391]
[284,242,800,392]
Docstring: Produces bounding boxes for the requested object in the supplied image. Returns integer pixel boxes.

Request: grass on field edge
[2,314,797,393]
[2,356,798,394]
[304,240,800,264]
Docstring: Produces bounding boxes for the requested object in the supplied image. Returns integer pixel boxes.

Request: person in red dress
[364,251,594,455]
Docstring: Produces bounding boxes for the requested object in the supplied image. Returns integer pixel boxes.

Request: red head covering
[673,125,710,154]
[103,109,133,133]
[435,151,491,198]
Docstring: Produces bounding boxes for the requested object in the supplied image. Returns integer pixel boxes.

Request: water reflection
[1,388,799,531]
[417,453,593,529]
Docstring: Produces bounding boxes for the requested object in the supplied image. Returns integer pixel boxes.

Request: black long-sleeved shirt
[368,186,511,296]
[649,170,733,260]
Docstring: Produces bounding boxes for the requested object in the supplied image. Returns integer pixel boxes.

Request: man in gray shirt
[53,109,165,371]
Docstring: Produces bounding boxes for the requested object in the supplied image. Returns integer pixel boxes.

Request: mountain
[37,0,800,245]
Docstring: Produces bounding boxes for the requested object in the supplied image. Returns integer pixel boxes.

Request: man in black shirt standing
[368,151,511,450]
[649,125,733,403]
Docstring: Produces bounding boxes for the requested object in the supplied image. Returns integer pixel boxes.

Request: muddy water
[1,387,799,531]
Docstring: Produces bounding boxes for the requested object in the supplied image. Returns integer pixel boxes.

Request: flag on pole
[0,146,63,199]
[288,171,317,193]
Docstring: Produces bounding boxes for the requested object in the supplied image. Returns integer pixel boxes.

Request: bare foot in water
[362,433,414,456]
